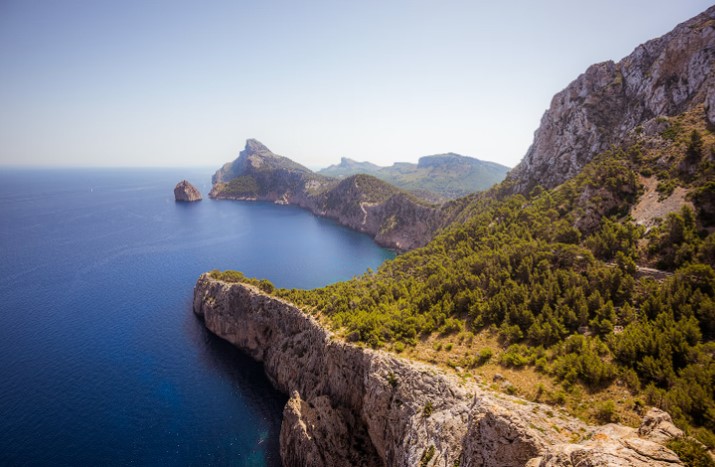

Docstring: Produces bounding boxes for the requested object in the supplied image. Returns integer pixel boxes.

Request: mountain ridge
[319,152,509,201]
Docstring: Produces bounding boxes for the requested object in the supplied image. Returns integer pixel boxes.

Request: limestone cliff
[508,6,715,193]
[173,180,202,202]
[193,274,684,466]
[209,140,439,250]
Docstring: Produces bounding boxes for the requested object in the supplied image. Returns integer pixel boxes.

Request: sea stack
[174,180,202,202]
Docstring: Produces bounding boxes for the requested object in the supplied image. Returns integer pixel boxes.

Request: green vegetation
[209,270,276,294]
[223,175,260,197]
[422,401,434,418]
[275,124,715,444]
[419,445,436,467]
[667,438,715,467]
[215,107,715,446]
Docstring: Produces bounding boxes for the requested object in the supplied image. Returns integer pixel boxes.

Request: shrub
[258,279,275,294]
[477,347,493,365]
[666,437,715,467]
[595,399,619,423]
[500,344,532,368]
[420,445,436,467]
[423,401,434,418]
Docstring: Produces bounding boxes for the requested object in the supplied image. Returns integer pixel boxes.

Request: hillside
[276,6,715,455]
[209,140,439,250]
[198,7,715,466]
[206,6,715,464]
[319,153,509,201]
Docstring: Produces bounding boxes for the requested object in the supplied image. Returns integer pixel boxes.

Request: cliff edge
[193,274,684,466]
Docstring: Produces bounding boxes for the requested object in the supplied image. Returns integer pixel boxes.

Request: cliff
[508,6,715,193]
[193,274,685,466]
[173,180,202,202]
[209,140,439,250]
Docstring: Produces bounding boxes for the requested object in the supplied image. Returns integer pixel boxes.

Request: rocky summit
[173,180,202,202]
[508,6,715,193]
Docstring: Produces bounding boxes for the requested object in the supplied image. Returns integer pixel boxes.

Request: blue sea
[0,168,394,466]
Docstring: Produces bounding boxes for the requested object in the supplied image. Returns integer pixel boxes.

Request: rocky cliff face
[508,6,715,193]
[173,180,202,202]
[209,140,439,250]
[193,274,684,466]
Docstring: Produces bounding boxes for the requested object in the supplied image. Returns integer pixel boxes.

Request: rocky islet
[174,180,202,202]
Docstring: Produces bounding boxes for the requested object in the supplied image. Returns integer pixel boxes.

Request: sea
[0,168,395,466]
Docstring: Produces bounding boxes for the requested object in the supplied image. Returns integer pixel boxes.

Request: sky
[0,1,711,169]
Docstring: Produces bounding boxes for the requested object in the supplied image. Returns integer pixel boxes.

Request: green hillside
[268,107,715,448]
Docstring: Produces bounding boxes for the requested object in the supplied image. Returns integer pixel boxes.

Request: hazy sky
[0,1,711,169]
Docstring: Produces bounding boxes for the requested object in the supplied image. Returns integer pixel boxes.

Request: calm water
[0,168,394,466]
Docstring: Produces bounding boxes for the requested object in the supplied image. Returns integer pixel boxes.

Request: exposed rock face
[173,180,202,202]
[209,139,439,250]
[509,6,715,193]
[280,391,382,467]
[193,274,684,466]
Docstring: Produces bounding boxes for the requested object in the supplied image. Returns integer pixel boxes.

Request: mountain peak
[245,139,271,154]
[508,6,715,193]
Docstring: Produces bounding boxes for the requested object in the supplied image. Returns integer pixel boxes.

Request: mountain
[198,7,715,466]
[508,7,715,194]
[319,153,509,201]
[209,140,438,250]
[318,157,382,178]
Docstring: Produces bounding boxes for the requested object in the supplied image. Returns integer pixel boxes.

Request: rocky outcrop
[509,6,715,193]
[173,180,202,202]
[209,140,439,250]
[193,274,684,466]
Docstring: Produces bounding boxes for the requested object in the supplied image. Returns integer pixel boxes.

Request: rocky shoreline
[193,274,685,466]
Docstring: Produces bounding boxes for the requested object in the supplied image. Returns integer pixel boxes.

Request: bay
[0,168,394,466]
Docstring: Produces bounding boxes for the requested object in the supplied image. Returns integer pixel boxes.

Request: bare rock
[174,180,202,202]
[509,6,715,193]
[534,423,682,466]
[280,391,381,467]
[638,407,684,444]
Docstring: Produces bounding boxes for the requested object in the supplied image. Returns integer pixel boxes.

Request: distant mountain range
[318,154,509,202]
